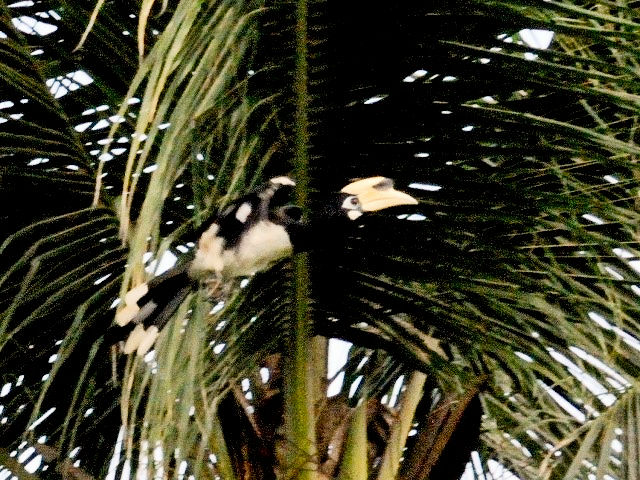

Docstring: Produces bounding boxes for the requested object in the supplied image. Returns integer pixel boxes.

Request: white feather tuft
[136,326,159,356]
[191,223,225,273]
[115,283,149,326]
[115,304,139,326]
[269,176,295,186]
[123,324,146,354]
[235,202,252,223]
[124,283,148,304]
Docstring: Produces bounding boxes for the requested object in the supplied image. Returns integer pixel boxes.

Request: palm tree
[1,0,640,479]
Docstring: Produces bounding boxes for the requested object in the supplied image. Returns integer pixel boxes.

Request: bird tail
[114,263,195,355]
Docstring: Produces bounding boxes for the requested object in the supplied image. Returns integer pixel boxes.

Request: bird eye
[281,205,303,221]
[341,195,361,211]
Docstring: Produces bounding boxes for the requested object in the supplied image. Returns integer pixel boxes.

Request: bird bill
[341,176,418,211]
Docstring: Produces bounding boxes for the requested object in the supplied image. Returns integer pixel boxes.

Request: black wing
[201,179,297,248]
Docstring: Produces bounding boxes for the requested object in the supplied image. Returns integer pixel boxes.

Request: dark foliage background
[1,1,640,479]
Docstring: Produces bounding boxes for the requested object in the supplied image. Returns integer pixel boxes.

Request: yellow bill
[341,176,418,211]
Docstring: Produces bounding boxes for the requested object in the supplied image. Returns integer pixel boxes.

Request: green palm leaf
[2,1,640,479]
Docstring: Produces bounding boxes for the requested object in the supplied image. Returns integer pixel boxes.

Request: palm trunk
[282,0,317,478]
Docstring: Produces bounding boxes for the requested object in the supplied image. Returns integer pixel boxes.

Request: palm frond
[3,0,640,479]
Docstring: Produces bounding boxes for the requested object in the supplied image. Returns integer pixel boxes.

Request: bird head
[283,176,417,252]
[269,176,418,227]
[338,176,418,220]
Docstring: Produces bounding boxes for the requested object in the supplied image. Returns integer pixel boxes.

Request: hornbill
[115,176,418,355]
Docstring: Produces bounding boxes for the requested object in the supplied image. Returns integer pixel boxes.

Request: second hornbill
[115,176,418,355]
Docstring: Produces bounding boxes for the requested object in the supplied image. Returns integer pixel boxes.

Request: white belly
[192,221,293,279]
[225,221,293,276]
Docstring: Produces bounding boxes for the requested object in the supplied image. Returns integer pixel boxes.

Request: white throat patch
[347,210,362,220]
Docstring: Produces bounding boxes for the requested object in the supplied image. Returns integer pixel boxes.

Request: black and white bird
[115,175,417,355]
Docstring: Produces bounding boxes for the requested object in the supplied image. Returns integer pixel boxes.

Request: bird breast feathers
[192,221,293,278]
[228,221,293,276]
